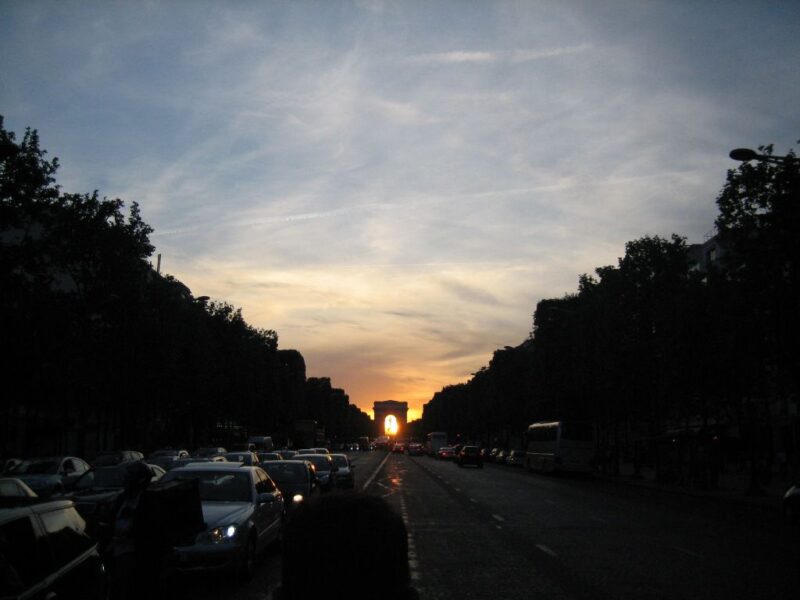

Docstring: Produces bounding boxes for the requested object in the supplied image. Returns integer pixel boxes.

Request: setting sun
[384,414,399,436]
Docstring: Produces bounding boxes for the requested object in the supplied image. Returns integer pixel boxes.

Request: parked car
[257,452,283,462]
[437,447,456,460]
[330,454,356,488]
[91,450,144,467]
[0,477,38,498]
[505,450,527,467]
[12,456,92,498]
[457,446,483,468]
[260,460,320,513]
[194,447,227,458]
[223,452,260,466]
[147,449,190,470]
[0,498,108,598]
[494,450,508,464]
[65,462,165,551]
[291,455,335,491]
[160,464,284,580]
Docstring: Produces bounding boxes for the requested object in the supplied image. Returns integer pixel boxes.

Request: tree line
[0,117,371,458]
[415,142,799,479]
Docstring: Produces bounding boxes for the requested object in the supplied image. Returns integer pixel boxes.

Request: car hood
[201,502,252,529]
[15,474,59,489]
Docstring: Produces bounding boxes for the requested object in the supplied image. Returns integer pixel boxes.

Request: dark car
[65,462,165,552]
[147,449,190,470]
[194,447,227,458]
[161,464,284,580]
[330,454,355,488]
[436,447,456,461]
[276,450,298,460]
[92,450,144,467]
[12,456,92,498]
[457,446,483,468]
[223,451,260,466]
[260,460,320,513]
[0,499,108,599]
[407,443,425,456]
[505,450,527,467]
[257,452,283,462]
[290,455,334,491]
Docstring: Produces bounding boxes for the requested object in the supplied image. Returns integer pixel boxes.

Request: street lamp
[729,148,792,164]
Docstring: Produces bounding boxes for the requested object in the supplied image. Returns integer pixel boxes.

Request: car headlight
[292,493,304,503]
[208,524,238,543]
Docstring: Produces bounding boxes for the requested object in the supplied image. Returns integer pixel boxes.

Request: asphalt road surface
[187,451,798,600]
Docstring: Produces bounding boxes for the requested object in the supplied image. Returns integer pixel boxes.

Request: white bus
[426,432,448,457]
[525,421,594,473]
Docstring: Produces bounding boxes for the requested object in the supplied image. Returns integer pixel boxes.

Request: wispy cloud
[408,44,591,65]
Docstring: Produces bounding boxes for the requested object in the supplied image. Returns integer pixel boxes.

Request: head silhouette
[276,492,416,600]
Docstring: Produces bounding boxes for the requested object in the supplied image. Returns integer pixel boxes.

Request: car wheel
[239,535,257,583]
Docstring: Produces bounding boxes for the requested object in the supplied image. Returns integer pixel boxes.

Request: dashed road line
[362,451,391,491]
[671,546,703,559]
[492,514,505,522]
[536,544,558,557]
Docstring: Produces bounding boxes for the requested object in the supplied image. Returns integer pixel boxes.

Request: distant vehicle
[171,456,228,470]
[358,436,371,451]
[407,443,425,456]
[2,458,23,474]
[525,421,595,473]
[276,450,298,460]
[92,450,144,467]
[0,477,38,498]
[291,455,335,491]
[436,447,456,461]
[260,460,320,513]
[248,436,274,452]
[12,456,92,497]
[426,432,448,456]
[257,452,283,462]
[194,447,227,458]
[0,498,108,599]
[296,449,316,455]
[313,447,330,454]
[147,449,190,470]
[505,450,527,467]
[392,442,406,454]
[494,450,508,464]
[161,464,284,580]
[457,446,483,468]
[330,454,355,489]
[223,452,260,466]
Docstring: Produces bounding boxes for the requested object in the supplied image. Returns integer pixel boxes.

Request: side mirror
[257,492,274,504]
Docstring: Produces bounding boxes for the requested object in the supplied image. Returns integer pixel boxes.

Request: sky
[2,1,799,421]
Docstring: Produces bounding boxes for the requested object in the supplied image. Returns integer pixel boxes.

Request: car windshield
[162,470,252,502]
[16,459,59,475]
[263,463,306,484]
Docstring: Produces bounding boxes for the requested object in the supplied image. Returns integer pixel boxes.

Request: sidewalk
[601,462,791,517]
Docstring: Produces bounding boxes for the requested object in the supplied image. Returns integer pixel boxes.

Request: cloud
[408,44,591,65]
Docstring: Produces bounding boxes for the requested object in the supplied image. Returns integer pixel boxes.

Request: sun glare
[384,414,399,436]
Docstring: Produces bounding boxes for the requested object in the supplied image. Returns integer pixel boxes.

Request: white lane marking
[536,544,558,557]
[492,514,505,522]
[362,452,391,491]
[672,546,704,559]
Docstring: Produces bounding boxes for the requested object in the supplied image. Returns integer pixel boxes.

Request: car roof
[172,463,252,471]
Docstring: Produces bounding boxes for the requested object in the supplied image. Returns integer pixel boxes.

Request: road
[188,450,798,600]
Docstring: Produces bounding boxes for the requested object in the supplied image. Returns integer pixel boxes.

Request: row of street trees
[416,143,799,483]
[0,117,371,457]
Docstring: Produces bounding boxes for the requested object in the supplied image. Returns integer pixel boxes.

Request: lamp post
[729,148,792,164]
